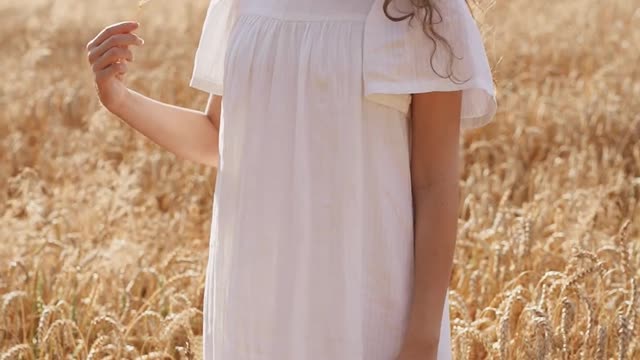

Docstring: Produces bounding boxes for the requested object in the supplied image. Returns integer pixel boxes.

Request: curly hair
[383,0,474,84]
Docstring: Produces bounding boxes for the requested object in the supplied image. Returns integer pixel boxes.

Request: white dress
[189,0,497,359]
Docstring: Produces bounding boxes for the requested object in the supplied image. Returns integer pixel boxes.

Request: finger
[87,21,138,51]
[95,62,128,83]
[92,47,134,73]
[86,21,139,51]
[92,47,133,73]
[88,33,142,64]
[114,61,128,75]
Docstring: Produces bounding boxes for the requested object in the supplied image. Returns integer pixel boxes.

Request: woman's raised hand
[86,21,145,112]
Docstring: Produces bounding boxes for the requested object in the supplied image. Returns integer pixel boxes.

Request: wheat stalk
[136,0,154,20]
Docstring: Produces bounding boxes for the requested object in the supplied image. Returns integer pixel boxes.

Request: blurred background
[0,0,638,359]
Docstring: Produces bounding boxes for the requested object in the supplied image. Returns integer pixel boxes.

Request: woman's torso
[200,0,459,359]
[209,1,422,359]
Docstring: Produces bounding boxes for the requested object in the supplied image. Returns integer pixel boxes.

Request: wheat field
[0,0,639,359]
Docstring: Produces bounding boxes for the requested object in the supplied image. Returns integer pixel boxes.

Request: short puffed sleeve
[363,0,497,130]
[189,0,238,95]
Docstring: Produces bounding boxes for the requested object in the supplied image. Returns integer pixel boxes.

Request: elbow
[411,182,460,211]
[184,143,219,168]
[200,151,220,168]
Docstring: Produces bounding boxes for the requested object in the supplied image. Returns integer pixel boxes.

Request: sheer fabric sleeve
[189,0,238,95]
[363,0,497,130]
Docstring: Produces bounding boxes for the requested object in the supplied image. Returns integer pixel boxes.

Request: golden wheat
[1,0,639,358]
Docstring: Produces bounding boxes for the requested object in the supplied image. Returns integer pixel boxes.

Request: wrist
[108,87,133,118]
[403,306,441,340]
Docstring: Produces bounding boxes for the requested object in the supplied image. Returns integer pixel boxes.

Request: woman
[85,0,497,358]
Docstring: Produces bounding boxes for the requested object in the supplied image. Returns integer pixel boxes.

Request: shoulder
[189,0,239,95]
[364,0,476,47]
[363,0,498,130]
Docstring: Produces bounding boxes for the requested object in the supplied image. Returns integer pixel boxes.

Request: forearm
[111,88,219,167]
[404,184,459,343]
